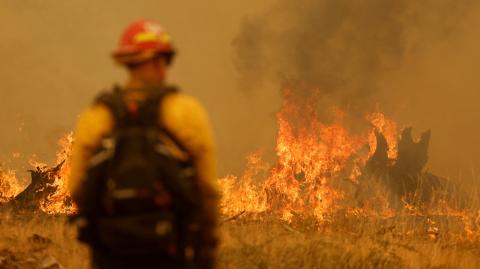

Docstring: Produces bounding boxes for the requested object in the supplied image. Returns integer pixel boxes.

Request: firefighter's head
[113,20,176,84]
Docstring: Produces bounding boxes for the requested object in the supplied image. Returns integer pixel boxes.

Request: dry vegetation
[219,212,480,269]
[1,197,480,269]
[0,212,88,269]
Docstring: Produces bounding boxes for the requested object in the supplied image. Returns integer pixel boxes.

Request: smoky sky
[1,0,480,181]
[233,0,475,112]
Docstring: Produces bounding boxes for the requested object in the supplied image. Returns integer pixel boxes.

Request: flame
[366,112,398,159]
[0,168,25,203]
[218,150,269,217]
[216,84,480,239]
[0,133,76,214]
[38,132,76,214]
[220,89,387,222]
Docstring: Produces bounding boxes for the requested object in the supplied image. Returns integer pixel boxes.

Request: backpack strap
[139,85,178,128]
[94,85,128,127]
[146,86,192,154]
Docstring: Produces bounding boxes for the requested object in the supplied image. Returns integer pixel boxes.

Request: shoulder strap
[146,86,191,154]
[139,85,178,128]
[94,85,128,127]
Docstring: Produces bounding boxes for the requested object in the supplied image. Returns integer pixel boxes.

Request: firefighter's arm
[68,104,114,197]
[161,93,220,241]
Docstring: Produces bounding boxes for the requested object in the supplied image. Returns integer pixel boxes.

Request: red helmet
[112,20,176,65]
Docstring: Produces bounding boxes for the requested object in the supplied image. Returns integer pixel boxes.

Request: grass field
[1,206,480,269]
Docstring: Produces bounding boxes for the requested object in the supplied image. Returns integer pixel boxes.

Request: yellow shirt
[68,87,219,244]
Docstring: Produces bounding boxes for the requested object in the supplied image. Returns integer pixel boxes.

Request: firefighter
[68,20,219,269]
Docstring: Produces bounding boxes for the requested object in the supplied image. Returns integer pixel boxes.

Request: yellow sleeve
[161,93,218,192]
[68,104,114,196]
[160,93,220,243]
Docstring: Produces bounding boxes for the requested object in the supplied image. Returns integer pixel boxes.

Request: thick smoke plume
[233,0,474,111]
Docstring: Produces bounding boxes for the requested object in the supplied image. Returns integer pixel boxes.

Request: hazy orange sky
[1,0,480,182]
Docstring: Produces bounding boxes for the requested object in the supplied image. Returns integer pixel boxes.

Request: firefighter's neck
[126,58,167,90]
[127,76,165,90]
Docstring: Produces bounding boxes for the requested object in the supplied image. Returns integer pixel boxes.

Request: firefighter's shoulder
[160,92,214,155]
[74,104,114,148]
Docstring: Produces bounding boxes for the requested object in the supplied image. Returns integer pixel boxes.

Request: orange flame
[0,133,76,214]
[219,89,394,222]
[366,112,398,159]
[38,132,76,214]
[0,168,25,203]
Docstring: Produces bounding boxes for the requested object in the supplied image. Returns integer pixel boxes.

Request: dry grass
[0,172,479,268]
[0,211,89,269]
[0,174,478,268]
[0,209,480,269]
[220,216,480,269]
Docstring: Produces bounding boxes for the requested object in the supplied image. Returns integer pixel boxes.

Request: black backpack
[74,85,203,260]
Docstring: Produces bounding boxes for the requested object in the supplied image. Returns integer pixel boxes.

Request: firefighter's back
[68,20,219,269]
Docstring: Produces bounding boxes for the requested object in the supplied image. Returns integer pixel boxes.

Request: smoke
[233,0,475,112]
[231,0,480,180]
